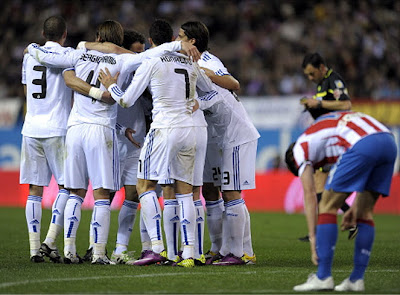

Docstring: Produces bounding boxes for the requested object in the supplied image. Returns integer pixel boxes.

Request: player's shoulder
[327,70,346,85]
[201,51,220,63]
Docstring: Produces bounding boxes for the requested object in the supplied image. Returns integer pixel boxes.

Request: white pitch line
[1,269,398,290]
[0,271,256,289]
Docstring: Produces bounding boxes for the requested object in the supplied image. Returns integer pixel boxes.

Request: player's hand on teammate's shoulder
[180,41,201,62]
[99,68,119,89]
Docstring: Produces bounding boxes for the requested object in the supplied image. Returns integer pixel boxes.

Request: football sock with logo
[350,219,375,281]
[44,189,69,247]
[163,199,180,260]
[243,203,254,256]
[194,199,205,259]
[139,213,152,251]
[176,193,196,259]
[26,195,42,256]
[64,194,84,255]
[205,199,224,254]
[139,191,163,249]
[224,199,246,258]
[115,200,138,254]
[316,213,338,279]
[92,199,111,256]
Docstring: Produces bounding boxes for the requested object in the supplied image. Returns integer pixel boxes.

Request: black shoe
[30,255,45,263]
[82,248,93,262]
[40,243,63,263]
[348,226,358,240]
[298,235,310,242]
[64,252,83,264]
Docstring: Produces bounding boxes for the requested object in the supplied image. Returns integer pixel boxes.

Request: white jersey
[197,51,260,148]
[108,52,212,128]
[292,111,391,176]
[27,41,184,128]
[21,41,73,137]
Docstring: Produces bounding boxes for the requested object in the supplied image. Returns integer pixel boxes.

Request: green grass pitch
[0,207,399,294]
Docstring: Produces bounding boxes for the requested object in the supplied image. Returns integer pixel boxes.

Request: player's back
[68,50,126,129]
[147,52,196,129]
[22,42,73,137]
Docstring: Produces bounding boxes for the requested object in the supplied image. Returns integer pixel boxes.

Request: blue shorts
[325,132,397,196]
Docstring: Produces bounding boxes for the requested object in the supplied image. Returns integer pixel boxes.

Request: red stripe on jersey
[318,213,337,225]
[305,120,338,135]
[300,142,309,160]
[361,117,383,132]
[346,122,367,136]
[330,135,351,149]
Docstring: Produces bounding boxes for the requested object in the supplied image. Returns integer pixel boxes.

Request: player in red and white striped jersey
[286,111,397,292]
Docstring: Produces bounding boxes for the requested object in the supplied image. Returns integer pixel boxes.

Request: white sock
[139,213,151,251]
[44,188,69,247]
[26,195,42,256]
[115,200,138,254]
[224,199,246,258]
[92,199,111,256]
[205,199,224,254]
[139,191,163,252]
[194,199,205,259]
[88,210,94,250]
[176,193,196,259]
[64,194,83,255]
[243,203,254,256]
[220,210,230,256]
[163,199,180,260]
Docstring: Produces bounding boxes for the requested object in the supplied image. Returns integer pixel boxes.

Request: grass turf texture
[0,207,399,294]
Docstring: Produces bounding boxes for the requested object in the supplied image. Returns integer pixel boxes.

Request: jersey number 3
[32,65,47,99]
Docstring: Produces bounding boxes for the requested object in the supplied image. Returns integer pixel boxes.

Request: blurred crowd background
[1,0,400,101]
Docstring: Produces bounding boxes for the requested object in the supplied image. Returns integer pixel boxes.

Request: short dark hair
[180,21,209,53]
[96,20,124,46]
[149,19,173,46]
[43,16,67,41]
[285,142,299,176]
[123,30,145,50]
[302,52,326,69]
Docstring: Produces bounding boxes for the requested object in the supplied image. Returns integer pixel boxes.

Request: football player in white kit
[63,30,148,264]
[27,20,197,264]
[21,16,72,263]
[178,21,260,265]
[98,36,212,267]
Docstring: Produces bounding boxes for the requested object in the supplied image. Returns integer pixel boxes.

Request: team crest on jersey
[334,80,344,89]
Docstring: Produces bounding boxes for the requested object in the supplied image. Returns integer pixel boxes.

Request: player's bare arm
[300,164,318,266]
[63,70,114,105]
[201,67,240,91]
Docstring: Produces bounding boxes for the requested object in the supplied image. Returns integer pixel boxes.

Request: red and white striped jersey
[293,111,391,176]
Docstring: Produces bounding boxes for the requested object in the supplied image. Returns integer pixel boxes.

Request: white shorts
[118,137,141,187]
[138,127,196,185]
[220,140,257,191]
[20,136,65,186]
[64,124,120,191]
[158,126,206,186]
[203,142,222,186]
